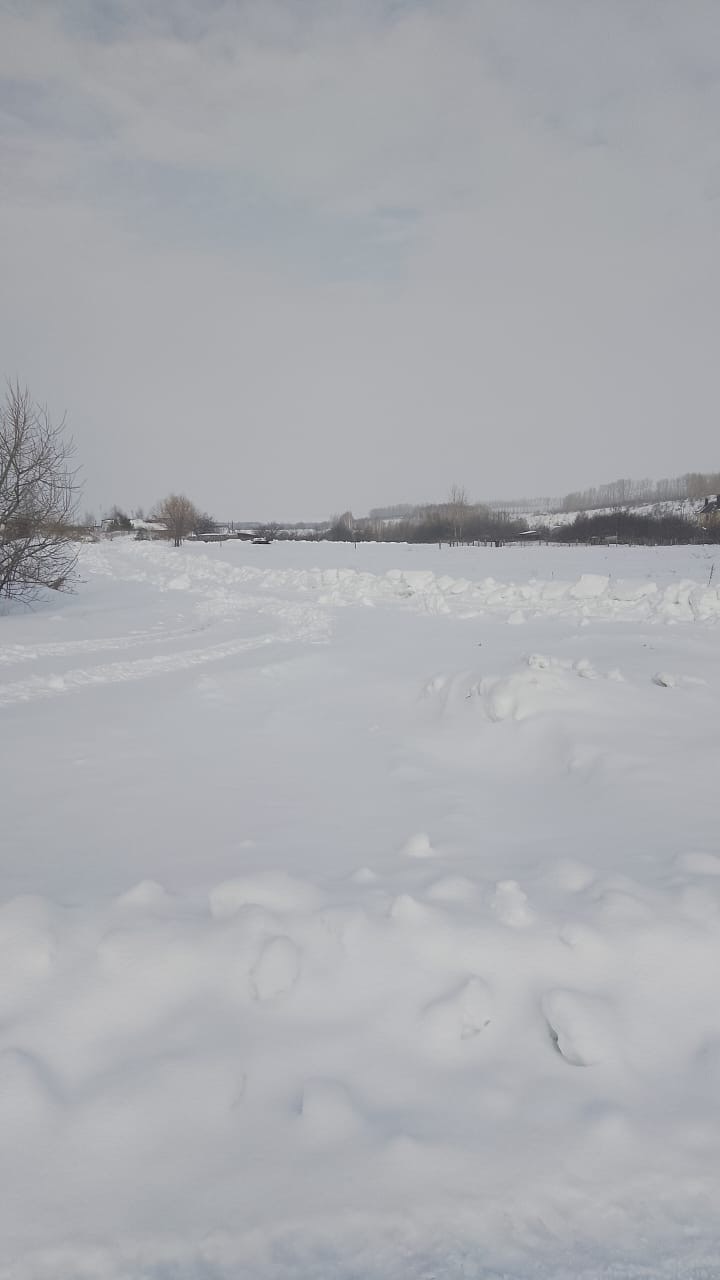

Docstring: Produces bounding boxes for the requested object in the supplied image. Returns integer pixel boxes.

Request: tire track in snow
[0,614,329,708]
[0,592,326,671]
[0,621,213,666]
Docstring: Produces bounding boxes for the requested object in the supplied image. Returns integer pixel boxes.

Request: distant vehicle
[252,537,272,545]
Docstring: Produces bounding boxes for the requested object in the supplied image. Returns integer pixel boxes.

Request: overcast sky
[1,1,720,520]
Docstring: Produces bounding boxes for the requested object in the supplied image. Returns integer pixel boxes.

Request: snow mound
[210,871,325,918]
[115,879,172,910]
[491,879,534,927]
[398,831,436,858]
[421,653,630,728]
[424,875,478,903]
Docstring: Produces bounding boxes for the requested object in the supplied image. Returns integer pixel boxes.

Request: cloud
[1,1,720,518]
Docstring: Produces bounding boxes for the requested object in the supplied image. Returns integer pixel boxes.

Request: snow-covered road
[1,538,720,1278]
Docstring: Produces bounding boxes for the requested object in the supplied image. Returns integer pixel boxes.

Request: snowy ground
[2,537,720,1279]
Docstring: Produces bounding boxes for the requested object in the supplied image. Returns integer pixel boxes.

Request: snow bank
[80,540,720,625]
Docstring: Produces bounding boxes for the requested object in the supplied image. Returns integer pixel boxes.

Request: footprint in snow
[423,976,493,1050]
[542,988,616,1067]
[250,936,301,1000]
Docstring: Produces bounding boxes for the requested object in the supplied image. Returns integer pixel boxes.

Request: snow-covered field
[2,537,720,1279]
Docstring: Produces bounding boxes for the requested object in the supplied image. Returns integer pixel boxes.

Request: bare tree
[0,380,80,602]
[448,484,468,542]
[155,493,199,546]
[257,521,280,542]
[327,511,355,541]
[193,510,217,535]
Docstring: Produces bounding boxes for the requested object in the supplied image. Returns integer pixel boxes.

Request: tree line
[559,473,720,513]
[329,488,525,544]
[543,510,720,545]
[371,473,720,521]
[328,507,719,547]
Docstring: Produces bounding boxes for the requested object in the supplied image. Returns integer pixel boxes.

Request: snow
[2,536,720,1278]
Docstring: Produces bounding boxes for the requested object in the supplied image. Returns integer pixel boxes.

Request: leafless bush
[0,381,80,602]
[257,522,280,542]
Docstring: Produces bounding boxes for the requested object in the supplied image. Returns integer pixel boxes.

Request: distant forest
[549,509,717,545]
[368,471,720,523]
[327,506,720,546]
[557,472,720,513]
[328,476,720,546]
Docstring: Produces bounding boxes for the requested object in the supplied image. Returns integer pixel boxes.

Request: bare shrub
[0,381,80,602]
